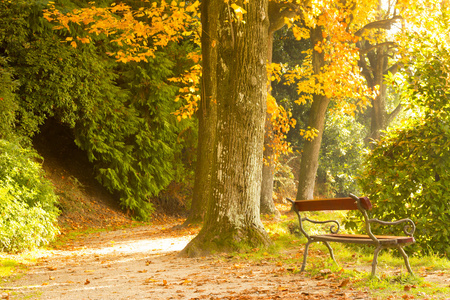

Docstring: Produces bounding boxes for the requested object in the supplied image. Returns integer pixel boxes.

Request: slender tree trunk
[260,115,280,217]
[260,32,280,218]
[181,0,271,257]
[183,0,218,226]
[295,25,330,201]
[260,2,298,216]
[295,95,329,200]
[356,2,403,143]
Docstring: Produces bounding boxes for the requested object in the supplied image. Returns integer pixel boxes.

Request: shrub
[350,118,450,256]
[346,26,450,256]
[0,140,59,252]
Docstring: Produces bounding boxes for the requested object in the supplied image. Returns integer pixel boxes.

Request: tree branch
[384,62,402,76]
[268,1,300,34]
[387,103,403,125]
[359,41,397,55]
[355,15,402,37]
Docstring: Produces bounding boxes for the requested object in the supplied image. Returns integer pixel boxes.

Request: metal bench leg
[397,246,414,276]
[323,241,338,268]
[371,245,383,277]
[300,240,313,272]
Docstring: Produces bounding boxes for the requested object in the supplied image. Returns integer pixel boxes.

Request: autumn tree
[289,0,375,200]
[356,0,403,142]
[185,0,299,224]
[14,0,201,220]
[260,1,298,218]
[181,0,272,256]
[349,0,450,256]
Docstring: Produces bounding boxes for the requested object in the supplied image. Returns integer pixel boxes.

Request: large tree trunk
[296,25,330,201]
[181,0,271,257]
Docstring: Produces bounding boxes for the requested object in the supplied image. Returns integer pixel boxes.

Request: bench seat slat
[313,234,415,245]
[294,197,372,212]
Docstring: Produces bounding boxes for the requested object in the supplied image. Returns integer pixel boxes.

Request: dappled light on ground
[2,219,449,300]
[3,221,372,300]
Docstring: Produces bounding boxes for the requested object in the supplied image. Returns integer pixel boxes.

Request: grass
[0,258,19,278]
[0,251,39,282]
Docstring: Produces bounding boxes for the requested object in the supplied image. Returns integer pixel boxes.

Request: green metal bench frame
[287,193,416,277]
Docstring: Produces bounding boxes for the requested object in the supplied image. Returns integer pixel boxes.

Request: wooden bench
[287,194,416,277]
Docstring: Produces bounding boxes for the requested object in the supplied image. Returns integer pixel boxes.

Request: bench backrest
[293,196,372,212]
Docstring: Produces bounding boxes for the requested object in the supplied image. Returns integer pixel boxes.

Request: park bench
[287,194,416,277]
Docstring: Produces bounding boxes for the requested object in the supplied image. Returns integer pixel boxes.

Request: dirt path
[3,221,374,300]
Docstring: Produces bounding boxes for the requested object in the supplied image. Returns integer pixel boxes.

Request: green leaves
[351,27,450,256]
[0,140,59,252]
[0,0,198,221]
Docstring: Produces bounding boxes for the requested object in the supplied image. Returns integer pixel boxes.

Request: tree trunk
[356,2,403,143]
[260,2,298,216]
[260,113,280,217]
[296,26,330,201]
[260,31,280,218]
[368,46,388,141]
[182,0,218,226]
[181,0,271,257]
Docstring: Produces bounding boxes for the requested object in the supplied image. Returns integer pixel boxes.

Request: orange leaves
[44,0,201,63]
[286,2,376,117]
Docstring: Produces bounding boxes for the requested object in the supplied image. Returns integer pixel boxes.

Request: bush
[350,118,450,256]
[0,140,59,252]
[347,26,450,256]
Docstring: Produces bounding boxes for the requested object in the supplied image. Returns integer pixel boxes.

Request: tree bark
[357,24,402,142]
[260,2,299,217]
[181,0,271,257]
[182,0,218,226]
[295,25,330,201]
[260,31,280,218]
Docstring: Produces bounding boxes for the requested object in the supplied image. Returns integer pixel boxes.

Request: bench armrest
[368,218,416,237]
[287,198,341,238]
[302,217,341,234]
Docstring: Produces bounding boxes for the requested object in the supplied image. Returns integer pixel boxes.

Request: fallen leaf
[144,278,158,284]
[180,279,192,285]
[277,285,289,291]
[339,278,350,288]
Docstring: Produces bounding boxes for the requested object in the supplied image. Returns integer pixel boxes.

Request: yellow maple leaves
[44,0,201,62]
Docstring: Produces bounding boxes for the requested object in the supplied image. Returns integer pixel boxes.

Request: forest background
[0,0,449,260]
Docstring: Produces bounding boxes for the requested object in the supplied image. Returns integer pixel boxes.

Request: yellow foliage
[44,0,201,63]
[284,0,377,114]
